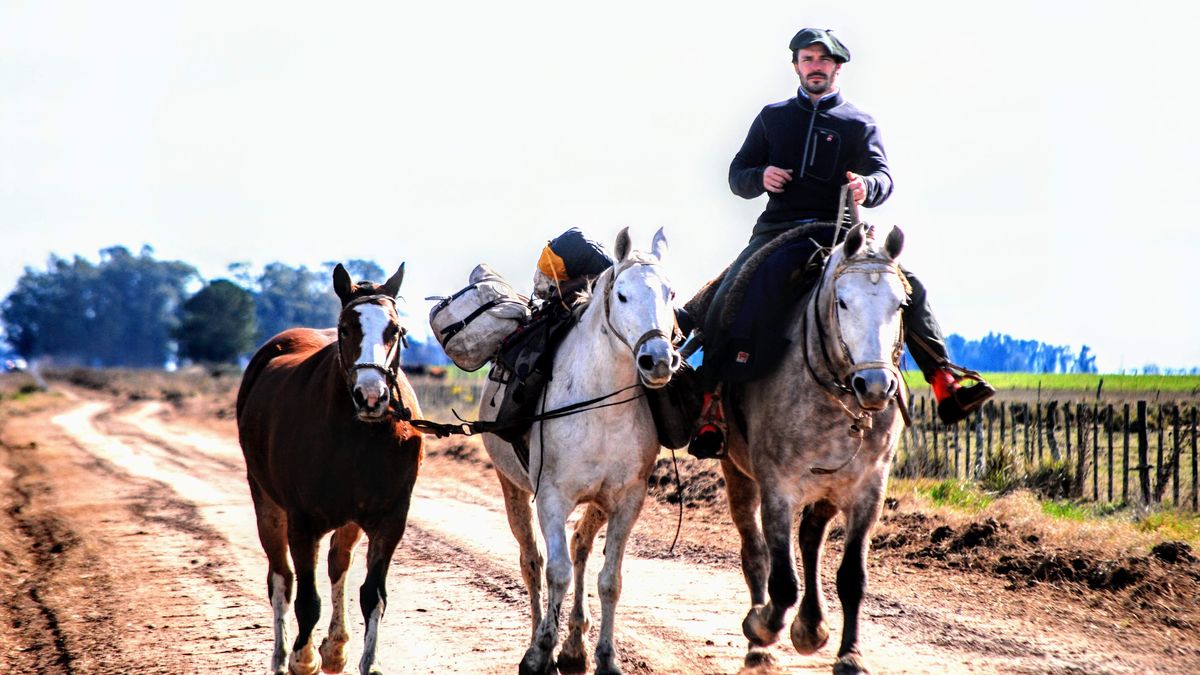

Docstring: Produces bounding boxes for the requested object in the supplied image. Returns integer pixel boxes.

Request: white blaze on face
[352,304,394,408]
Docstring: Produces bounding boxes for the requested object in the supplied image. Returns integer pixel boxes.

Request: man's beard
[802,75,830,95]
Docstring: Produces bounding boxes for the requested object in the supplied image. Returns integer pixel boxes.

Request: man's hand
[763,166,793,193]
[846,171,866,204]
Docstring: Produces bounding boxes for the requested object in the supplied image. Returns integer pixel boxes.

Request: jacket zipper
[799,103,818,179]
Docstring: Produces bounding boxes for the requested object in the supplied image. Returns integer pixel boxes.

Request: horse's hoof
[318,638,347,673]
[742,605,782,647]
[833,652,871,675]
[288,647,321,675]
[790,616,830,655]
[556,650,589,674]
[743,648,777,668]
[517,653,556,675]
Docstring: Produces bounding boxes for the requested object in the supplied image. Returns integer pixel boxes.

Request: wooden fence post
[1036,401,1043,465]
[964,416,971,479]
[1065,404,1073,467]
[975,408,985,478]
[1106,404,1114,503]
[1023,403,1031,467]
[1155,405,1166,503]
[1046,401,1060,462]
[1123,403,1131,504]
[1192,406,1198,512]
[1137,401,1151,505]
[1092,403,1100,502]
[1075,404,1086,499]
[1173,406,1181,507]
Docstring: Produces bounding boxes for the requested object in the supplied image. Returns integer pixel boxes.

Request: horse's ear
[650,227,668,261]
[332,263,353,303]
[614,227,632,262]
[842,225,865,257]
[884,226,904,260]
[381,263,405,297]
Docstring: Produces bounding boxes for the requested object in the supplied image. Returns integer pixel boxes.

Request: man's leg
[901,268,994,424]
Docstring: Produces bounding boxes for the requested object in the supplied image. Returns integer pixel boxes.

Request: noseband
[804,252,910,410]
[338,294,410,418]
[600,260,678,362]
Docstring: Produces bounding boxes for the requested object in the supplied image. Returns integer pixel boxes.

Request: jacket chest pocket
[804,126,841,181]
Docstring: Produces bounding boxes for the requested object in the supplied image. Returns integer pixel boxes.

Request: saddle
[686,222,836,385]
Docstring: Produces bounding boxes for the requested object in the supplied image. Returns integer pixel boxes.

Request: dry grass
[891,478,1200,556]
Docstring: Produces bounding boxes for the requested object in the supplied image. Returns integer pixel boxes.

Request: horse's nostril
[853,376,868,395]
[670,352,681,370]
[638,354,654,371]
[352,388,367,407]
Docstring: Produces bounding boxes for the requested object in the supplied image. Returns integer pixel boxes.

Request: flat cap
[789,28,851,63]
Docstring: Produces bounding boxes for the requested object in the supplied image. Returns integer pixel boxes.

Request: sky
[2,1,1198,372]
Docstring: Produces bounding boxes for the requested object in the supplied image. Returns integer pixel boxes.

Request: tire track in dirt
[9,394,1195,674]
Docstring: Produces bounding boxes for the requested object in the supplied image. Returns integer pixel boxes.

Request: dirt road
[2,391,1197,674]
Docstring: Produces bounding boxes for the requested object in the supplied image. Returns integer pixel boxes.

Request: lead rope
[668,445,683,555]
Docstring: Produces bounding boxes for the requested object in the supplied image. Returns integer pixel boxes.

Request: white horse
[480,227,680,675]
[721,224,908,674]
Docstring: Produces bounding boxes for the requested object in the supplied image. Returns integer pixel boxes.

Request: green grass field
[902,372,1200,396]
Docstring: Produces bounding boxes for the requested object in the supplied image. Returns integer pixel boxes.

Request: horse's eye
[837,299,848,310]
[617,292,628,303]
[668,290,676,301]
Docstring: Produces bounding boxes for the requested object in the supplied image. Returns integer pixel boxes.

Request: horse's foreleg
[743,485,796,648]
[521,491,572,675]
[358,516,409,675]
[249,479,292,675]
[497,471,544,641]
[591,488,645,675]
[558,504,607,674]
[287,522,323,675]
[320,523,362,674]
[833,489,885,675]
[791,500,837,655]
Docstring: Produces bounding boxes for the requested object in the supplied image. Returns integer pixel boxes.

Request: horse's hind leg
[591,487,646,675]
[320,523,362,673]
[249,477,293,675]
[791,500,838,655]
[497,471,544,641]
[287,520,324,675]
[558,503,607,674]
[832,488,885,675]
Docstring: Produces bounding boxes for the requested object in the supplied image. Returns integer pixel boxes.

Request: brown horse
[237,263,423,675]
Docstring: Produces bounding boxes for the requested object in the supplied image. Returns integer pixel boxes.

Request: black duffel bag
[644,360,704,450]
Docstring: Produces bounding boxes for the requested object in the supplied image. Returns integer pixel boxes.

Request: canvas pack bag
[427,264,531,371]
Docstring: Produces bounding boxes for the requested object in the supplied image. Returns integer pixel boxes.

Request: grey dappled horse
[480,228,680,675]
[722,224,908,675]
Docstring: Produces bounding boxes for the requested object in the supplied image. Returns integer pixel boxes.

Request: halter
[338,293,410,419]
[599,258,678,366]
[801,245,910,457]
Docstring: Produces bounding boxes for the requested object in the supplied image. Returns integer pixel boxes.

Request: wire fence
[894,396,1199,511]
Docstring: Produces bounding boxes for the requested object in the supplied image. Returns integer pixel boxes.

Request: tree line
[3,245,1101,371]
[903,332,1098,374]
[0,246,439,368]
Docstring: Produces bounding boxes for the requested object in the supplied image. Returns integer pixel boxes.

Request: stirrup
[935,371,995,425]
[688,391,728,459]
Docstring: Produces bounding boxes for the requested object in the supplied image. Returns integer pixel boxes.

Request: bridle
[802,246,910,454]
[600,258,680,369]
[337,294,411,420]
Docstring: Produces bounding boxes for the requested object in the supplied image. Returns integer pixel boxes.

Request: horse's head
[602,227,682,389]
[820,224,908,411]
[332,263,409,421]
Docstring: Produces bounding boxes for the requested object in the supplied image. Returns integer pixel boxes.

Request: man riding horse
[689,27,994,458]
